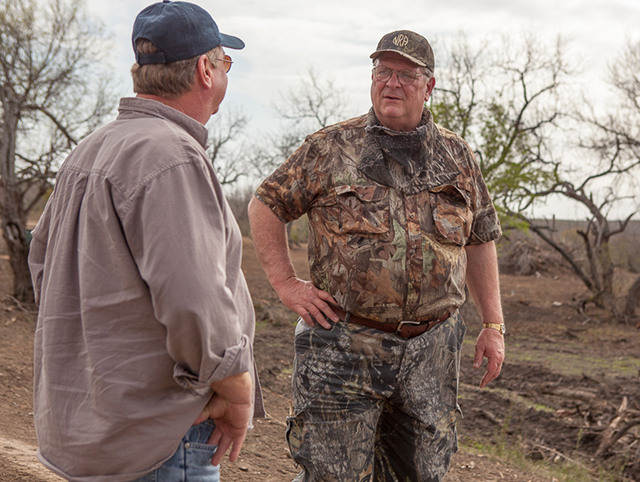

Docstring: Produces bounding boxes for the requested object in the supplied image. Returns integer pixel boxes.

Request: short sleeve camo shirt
[255,108,501,323]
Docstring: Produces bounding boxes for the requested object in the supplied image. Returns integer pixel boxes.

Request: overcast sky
[89,0,640,117]
[86,0,639,218]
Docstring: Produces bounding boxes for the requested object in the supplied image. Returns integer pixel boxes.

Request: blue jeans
[133,420,219,482]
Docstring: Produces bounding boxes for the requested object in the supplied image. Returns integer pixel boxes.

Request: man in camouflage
[248,30,506,482]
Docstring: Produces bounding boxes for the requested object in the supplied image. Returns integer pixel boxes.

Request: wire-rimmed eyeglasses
[372,66,422,86]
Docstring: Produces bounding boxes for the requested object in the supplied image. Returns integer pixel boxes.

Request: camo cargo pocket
[429,185,472,245]
[335,185,390,235]
[286,412,309,468]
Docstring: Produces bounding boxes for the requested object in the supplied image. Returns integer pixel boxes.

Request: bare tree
[0,0,116,302]
[524,38,640,321]
[207,107,251,186]
[249,129,307,180]
[579,38,640,318]
[431,34,491,140]
[525,215,634,321]
[276,66,347,129]
[432,32,574,218]
[249,67,349,179]
[432,33,640,321]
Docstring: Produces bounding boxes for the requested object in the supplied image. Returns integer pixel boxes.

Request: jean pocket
[185,440,218,467]
[187,419,216,443]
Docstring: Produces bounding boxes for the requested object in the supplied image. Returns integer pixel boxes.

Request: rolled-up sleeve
[173,335,251,391]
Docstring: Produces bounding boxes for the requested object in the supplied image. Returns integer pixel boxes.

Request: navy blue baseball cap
[132,0,245,65]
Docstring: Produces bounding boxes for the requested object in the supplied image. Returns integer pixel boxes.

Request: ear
[424,76,436,102]
[195,55,214,89]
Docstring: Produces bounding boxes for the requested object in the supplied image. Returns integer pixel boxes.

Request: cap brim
[370,49,427,68]
[220,33,245,50]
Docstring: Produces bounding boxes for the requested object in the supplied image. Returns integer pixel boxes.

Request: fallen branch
[533,442,586,468]
[576,302,600,324]
[475,408,502,425]
[539,385,598,403]
[596,417,640,458]
[3,295,37,314]
[595,397,629,457]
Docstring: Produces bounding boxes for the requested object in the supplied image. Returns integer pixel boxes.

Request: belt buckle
[395,320,421,336]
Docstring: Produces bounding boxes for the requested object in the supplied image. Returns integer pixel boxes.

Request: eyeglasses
[372,66,422,86]
[217,54,233,73]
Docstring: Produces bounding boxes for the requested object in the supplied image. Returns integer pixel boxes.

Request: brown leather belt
[332,306,450,339]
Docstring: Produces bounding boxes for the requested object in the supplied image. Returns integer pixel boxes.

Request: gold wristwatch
[483,323,506,335]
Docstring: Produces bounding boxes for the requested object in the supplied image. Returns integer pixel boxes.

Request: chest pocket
[335,185,390,235]
[429,185,473,245]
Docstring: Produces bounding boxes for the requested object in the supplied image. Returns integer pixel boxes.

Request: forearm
[247,195,338,328]
[247,196,296,291]
[209,371,253,405]
[465,241,503,323]
[466,241,506,387]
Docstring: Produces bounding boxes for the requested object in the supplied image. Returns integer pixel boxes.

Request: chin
[379,103,404,115]
[379,110,404,123]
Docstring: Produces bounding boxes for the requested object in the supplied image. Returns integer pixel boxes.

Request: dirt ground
[1,235,639,481]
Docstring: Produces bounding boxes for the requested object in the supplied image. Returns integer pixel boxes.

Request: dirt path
[1,237,639,481]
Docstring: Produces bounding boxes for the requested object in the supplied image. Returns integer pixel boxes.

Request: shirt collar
[117,97,210,150]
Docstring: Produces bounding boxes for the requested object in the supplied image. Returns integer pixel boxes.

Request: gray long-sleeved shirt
[28,97,263,481]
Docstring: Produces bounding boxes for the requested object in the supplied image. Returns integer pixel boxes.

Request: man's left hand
[194,392,253,466]
[473,327,505,388]
[194,371,253,466]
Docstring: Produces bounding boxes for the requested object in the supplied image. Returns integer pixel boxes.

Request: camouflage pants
[286,312,466,482]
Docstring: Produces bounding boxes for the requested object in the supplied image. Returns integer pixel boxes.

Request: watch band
[483,323,506,335]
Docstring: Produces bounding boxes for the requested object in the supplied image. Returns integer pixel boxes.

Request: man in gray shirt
[27,2,263,481]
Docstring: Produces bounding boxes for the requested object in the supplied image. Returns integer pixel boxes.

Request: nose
[386,71,402,88]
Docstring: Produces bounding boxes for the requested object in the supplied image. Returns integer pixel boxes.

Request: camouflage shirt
[256,108,501,323]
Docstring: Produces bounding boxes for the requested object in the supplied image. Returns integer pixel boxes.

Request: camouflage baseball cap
[370,30,434,71]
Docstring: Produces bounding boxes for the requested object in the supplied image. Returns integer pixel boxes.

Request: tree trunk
[0,180,33,303]
[531,221,629,322]
[1,88,33,302]
[598,235,616,298]
[601,291,625,323]
[624,274,640,317]
[596,239,625,320]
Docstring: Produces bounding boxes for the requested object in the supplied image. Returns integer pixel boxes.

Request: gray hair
[131,39,223,99]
